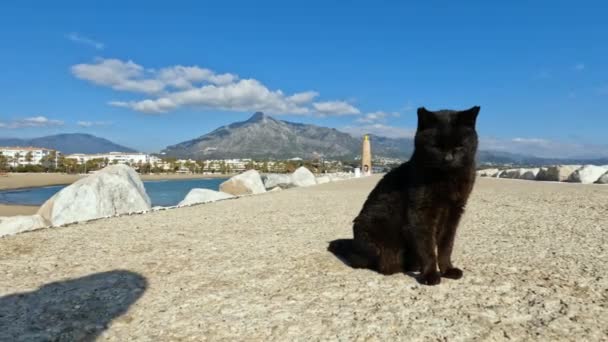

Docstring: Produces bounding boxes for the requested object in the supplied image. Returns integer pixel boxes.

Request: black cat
[328,106,480,285]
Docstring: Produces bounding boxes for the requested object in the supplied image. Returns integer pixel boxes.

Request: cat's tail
[328,239,374,269]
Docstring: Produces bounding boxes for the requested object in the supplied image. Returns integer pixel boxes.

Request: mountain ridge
[0,133,137,154]
[161,112,608,165]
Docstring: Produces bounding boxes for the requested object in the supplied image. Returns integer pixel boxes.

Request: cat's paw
[417,272,441,286]
[441,267,463,279]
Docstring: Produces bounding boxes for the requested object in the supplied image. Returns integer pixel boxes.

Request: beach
[1,176,606,340]
[0,204,38,216]
[0,172,234,216]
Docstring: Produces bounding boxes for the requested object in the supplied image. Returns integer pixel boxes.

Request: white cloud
[77,120,112,127]
[110,79,316,115]
[312,101,360,116]
[355,111,400,124]
[511,137,551,145]
[287,91,319,105]
[73,58,356,116]
[0,116,64,129]
[574,63,585,71]
[67,32,104,50]
[71,59,165,94]
[157,65,238,88]
[342,124,415,139]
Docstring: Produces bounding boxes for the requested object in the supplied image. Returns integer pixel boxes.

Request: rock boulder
[220,170,266,196]
[476,169,500,177]
[499,169,524,179]
[37,164,151,226]
[536,165,580,182]
[568,165,608,184]
[520,168,540,180]
[178,189,235,206]
[263,174,293,189]
[0,215,48,237]
[596,171,608,184]
[291,167,317,187]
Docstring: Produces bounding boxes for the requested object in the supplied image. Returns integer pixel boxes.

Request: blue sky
[1,1,607,158]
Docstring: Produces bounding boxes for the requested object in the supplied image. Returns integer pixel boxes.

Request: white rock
[568,165,608,184]
[499,169,524,179]
[476,168,500,177]
[269,187,282,192]
[535,167,548,180]
[316,176,331,184]
[596,171,608,184]
[536,165,580,182]
[219,170,266,196]
[178,189,235,206]
[0,215,48,237]
[519,168,540,180]
[263,174,293,189]
[38,164,151,226]
[291,167,317,187]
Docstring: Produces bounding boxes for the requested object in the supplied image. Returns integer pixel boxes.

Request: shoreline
[0,172,234,191]
[0,172,235,217]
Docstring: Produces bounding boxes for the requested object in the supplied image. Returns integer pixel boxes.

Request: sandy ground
[0,173,84,191]
[0,204,38,216]
[0,176,606,340]
[0,173,232,217]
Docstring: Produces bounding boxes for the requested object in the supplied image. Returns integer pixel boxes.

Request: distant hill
[162,112,416,160]
[0,133,137,154]
[162,112,608,166]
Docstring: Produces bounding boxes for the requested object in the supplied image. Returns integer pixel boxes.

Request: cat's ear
[417,107,436,130]
[458,106,480,127]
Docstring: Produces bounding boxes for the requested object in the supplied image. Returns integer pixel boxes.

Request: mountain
[163,112,361,159]
[162,112,417,160]
[161,112,606,165]
[0,133,137,154]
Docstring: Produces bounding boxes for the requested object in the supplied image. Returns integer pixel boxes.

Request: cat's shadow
[327,238,420,282]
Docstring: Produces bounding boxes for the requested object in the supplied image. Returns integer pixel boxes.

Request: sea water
[0,178,228,207]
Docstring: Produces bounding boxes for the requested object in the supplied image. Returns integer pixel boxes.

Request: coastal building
[361,135,372,176]
[204,159,252,173]
[65,152,161,166]
[0,146,59,167]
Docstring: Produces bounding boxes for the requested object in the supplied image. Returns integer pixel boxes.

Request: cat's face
[414,106,480,169]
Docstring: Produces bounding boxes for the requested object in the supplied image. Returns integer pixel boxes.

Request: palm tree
[0,152,7,171]
[12,153,21,168]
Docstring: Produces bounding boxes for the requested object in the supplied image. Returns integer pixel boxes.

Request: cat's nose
[444,153,454,162]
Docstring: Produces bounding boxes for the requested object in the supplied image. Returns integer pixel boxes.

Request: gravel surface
[1,176,607,341]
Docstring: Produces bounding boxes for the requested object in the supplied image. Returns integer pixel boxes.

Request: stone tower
[361,134,372,175]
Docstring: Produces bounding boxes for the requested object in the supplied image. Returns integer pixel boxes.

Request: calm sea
[0,178,227,207]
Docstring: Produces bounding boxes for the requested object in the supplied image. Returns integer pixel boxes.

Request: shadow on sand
[328,238,421,282]
[0,270,147,341]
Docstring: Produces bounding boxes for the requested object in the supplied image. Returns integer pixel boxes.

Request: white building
[65,152,160,166]
[0,147,58,167]
[204,159,253,172]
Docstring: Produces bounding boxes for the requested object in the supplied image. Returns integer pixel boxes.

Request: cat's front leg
[437,206,464,280]
[409,220,441,285]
